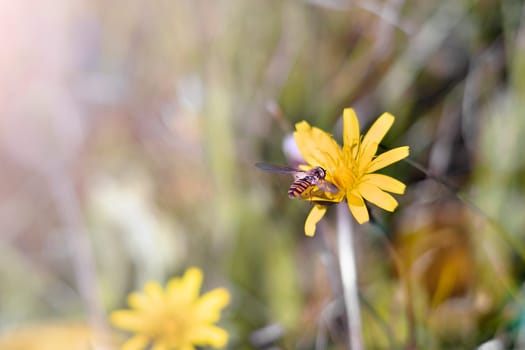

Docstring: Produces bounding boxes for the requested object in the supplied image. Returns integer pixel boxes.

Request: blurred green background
[0,0,525,349]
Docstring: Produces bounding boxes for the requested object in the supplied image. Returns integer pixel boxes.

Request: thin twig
[337,203,363,349]
[46,165,106,330]
[359,291,400,350]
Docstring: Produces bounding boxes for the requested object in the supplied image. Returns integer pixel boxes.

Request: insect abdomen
[288,178,313,198]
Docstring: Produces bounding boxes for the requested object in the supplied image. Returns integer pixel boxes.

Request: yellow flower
[110,267,230,350]
[293,108,409,236]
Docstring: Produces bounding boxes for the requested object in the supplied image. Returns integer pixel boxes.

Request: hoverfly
[255,162,339,199]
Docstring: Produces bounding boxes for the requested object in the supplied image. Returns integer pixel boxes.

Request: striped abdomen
[288,176,315,198]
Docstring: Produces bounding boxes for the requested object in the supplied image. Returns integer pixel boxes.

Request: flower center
[332,165,357,192]
[163,318,179,335]
[152,313,192,346]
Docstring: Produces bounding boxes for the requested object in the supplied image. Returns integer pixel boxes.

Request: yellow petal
[179,346,196,350]
[144,281,165,305]
[358,183,398,211]
[358,141,379,174]
[305,185,344,203]
[361,112,394,147]
[128,292,150,310]
[294,121,343,170]
[121,335,150,350]
[194,288,231,322]
[179,267,204,303]
[304,204,328,236]
[357,113,395,171]
[361,174,406,194]
[110,310,148,331]
[165,276,182,292]
[151,342,167,350]
[343,108,360,159]
[191,325,229,347]
[367,146,409,173]
[346,191,369,224]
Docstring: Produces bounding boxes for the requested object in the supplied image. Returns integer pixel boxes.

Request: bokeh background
[0,0,525,349]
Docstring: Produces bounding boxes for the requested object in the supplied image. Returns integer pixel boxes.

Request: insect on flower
[255,162,339,199]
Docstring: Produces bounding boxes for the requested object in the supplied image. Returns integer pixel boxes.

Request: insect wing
[255,162,300,175]
[315,179,340,194]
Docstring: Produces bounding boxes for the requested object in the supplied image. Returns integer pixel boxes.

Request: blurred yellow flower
[110,267,230,350]
[0,323,111,350]
[294,108,409,236]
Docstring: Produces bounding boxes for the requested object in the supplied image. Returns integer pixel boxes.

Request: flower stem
[337,203,364,350]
